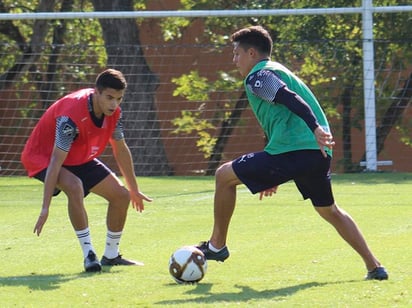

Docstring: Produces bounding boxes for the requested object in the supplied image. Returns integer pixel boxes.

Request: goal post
[362,0,379,171]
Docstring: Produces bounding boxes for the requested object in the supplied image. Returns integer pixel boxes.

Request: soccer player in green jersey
[198,26,387,280]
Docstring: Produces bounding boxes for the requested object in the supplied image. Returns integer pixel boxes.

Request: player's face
[93,88,124,117]
[232,42,255,77]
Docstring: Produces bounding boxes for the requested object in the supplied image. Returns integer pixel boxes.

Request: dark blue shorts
[232,150,334,207]
[33,158,112,197]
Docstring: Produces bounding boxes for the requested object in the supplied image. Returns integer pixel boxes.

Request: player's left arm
[275,87,335,157]
[259,185,279,201]
[110,123,152,212]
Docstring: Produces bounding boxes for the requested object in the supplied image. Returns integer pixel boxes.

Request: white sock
[104,230,122,259]
[208,242,224,252]
[75,227,95,258]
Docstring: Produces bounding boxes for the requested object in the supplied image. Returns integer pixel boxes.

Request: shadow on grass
[0,272,99,290]
[157,281,342,305]
[153,189,215,200]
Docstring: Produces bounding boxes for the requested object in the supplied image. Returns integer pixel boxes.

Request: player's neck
[89,94,105,127]
[90,94,104,119]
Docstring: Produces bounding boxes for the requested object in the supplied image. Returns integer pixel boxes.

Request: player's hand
[130,190,152,212]
[259,186,278,200]
[34,208,49,236]
[314,126,335,158]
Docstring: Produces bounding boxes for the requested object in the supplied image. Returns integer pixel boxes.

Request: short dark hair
[231,26,273,56]
[95,69,127,92]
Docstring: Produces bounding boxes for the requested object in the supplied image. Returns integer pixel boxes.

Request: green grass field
[1,173,411,307]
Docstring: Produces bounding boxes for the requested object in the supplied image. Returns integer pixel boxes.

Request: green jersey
[244,60,332,156]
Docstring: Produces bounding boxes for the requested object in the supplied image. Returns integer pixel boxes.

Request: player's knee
[315,203,338,220]
[215,162,229,178]
[215,162,237,187]
[107,191,130,213]
[61,177,84,197]
[115,186,131,208]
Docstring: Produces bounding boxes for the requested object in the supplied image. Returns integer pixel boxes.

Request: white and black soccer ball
[169,246,208,284]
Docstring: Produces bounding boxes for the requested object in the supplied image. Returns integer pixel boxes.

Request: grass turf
[0,173,411,307]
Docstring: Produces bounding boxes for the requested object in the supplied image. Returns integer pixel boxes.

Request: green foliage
[172,110,214,134]
[272,9,364,116]
[196,130,218,158]
[160,17,191,41]
[0,0,106,100]
[133,0,146,10]
[0,0,409,168]
[172,70,211,101]
[172,110,217,158]
[163,0,411,167]
[171,70,243,158]
[397,124,412,148]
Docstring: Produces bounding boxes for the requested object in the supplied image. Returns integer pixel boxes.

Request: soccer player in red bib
[21,69,152,272]
[197,26,388,280]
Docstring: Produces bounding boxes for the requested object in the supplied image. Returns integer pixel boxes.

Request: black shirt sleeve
[55,116,78,152]
[274,86,320,132]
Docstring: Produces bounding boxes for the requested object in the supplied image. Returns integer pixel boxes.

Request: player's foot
[197,241,230,262]
[365,266,388,280]
[101,254,144,266]
[84,250,102,272]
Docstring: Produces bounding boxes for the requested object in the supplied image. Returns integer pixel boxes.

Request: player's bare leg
[209,162,242,249]
[197,161,241,261]
[57,168,100,271]
[315,204,382,271]
[57,168,88,230]
[91,174,130,232]
[91,173,141,266]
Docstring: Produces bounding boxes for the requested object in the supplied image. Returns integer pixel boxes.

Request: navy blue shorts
[232,150,334,207]
[33,158,112,197]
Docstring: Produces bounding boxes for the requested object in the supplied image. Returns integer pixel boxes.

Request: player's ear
[248,47,258,58]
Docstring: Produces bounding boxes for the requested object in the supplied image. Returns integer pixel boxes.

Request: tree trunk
[92,0,173,175]
[340,83,362,173]
[36,0,74,110]
[360,72,412,163]
[340,52,363,173]
[205,92,249,175]
[376,72,412,154]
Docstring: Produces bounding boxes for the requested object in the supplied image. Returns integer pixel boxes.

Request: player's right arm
[34,147,68,236]
[34,116,76,236]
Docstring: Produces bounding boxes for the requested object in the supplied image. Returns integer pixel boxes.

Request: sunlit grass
[0,173,411,307]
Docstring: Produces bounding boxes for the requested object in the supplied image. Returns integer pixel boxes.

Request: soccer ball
[169,246,208,284]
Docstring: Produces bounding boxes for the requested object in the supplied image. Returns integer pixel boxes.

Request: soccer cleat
[196,241,230,262]
[101,254,144,266]
[84,250,102,272]
[365,266,388,280]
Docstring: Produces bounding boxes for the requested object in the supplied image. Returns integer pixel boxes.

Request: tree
[0,0,57,91]
[92,0,173,175]
[0,0,173,175]
[361,9,412,161]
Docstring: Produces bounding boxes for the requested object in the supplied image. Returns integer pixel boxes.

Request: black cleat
[197,241,230,262]
[365,266,388,280]
[84,250,102,272]
[101,254,144,266]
